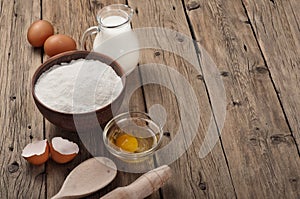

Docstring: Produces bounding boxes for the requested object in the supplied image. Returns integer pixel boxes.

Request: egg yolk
[115,134,138,153]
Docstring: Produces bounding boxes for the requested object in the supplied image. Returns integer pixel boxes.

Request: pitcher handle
[81,26,99,50]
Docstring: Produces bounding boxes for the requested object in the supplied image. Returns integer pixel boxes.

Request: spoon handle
[100,165,172,199]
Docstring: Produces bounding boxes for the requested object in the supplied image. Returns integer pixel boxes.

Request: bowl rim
[32,50,126,116]
[103,111,163,160]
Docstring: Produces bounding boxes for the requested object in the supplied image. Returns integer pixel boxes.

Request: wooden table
[1,0,299,198]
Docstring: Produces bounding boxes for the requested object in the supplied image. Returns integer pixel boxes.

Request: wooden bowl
[32,51,126,132]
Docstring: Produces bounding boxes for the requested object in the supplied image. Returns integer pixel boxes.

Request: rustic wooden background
[0,0,299,198]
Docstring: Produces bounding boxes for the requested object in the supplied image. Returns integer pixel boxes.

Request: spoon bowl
[51,157,117,199]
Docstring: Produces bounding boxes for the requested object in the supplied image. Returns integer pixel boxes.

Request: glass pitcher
[81,4,139,75]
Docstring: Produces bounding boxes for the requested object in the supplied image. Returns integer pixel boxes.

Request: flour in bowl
[34,59,123,113]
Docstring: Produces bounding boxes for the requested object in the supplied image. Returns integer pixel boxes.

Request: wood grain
[1,0,300,198]
[185,0,300,198]
[128,0,236,198]
[0,0,45,198]
[242,0,300,150]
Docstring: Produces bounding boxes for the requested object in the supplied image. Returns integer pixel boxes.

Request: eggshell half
[50,137,79,164]
[21,139,50,165]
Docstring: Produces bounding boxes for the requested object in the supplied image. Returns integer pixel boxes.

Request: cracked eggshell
[21,139,50,165]
[50,137,79,164]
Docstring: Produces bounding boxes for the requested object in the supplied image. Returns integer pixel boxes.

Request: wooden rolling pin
[100,165,172,199]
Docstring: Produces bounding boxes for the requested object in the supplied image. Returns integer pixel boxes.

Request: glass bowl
[103,112,163,161]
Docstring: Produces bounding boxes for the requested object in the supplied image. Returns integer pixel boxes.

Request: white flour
[35,59,123,114]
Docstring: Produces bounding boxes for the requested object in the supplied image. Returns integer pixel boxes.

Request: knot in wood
[232,100,241,106]
[8,161,19,173]
[10,96,16,101]
[187,1,200,11]
[255,66,268,74]
[220,71,229,77]
[154,51,161,56]
[199,182,206,190]
[91,0,103,8]
[8,146,14,151]
[196,74,204,80]
[289,177,297,183]
[249,137,259,146]
[176,34,185,42]
[270,134,286,144]
[163,132,171,137]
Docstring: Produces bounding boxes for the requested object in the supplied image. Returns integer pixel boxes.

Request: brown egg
[44,34,77,57]
[27,20,54,47]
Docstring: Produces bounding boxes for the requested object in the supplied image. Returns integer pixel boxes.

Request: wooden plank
[0,0,45,198]
[128,0,236,198]
[242,0,300,149]
[42,1,97,197]
[185,0,300,198]
[42,1,159,198]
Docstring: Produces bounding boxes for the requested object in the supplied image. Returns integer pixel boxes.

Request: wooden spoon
[51,157,117,199]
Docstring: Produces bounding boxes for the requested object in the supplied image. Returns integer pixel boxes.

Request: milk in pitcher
[94,16,139,75]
